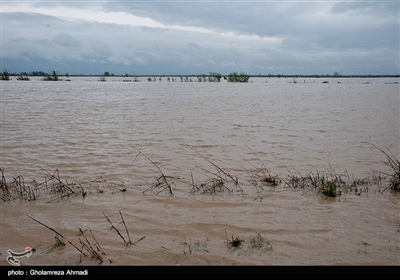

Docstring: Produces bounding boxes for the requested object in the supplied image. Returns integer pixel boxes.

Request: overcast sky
[1,0,399,76]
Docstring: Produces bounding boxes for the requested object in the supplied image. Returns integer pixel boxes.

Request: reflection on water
[0,77,399,265]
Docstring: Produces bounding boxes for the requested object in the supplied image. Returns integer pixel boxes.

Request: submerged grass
[225,231,272,255]
[283,168,382,198]
[0,168,127,202]
[1,142,396,266]
[1,143,398,202]
[226,234,245,253]
[181,237,210,255]
[369,143,400,192]
[27,210,145,264]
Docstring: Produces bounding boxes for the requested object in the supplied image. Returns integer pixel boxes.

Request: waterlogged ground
[0,76,399,266]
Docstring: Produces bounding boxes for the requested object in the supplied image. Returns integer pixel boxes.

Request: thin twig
[103,212,129,246]
[132,146,175,195]
[89,229,106,255]
[26,214,86,256]
[180,140,239,185]
[133,236,146,245]
[119,211,132,244]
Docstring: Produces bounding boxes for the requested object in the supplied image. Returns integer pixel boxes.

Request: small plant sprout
[226,234,245,253]
[181,237,209,255]
[248,233,272,254]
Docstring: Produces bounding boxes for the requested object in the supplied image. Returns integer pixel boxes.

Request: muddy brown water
[1,76,399,266]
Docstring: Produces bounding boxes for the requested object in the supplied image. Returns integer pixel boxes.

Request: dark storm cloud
[329,1,399,15]
[1,1,399,75]
[103,0,297,37]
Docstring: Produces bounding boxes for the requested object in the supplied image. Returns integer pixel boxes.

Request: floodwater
[0,76,399,266]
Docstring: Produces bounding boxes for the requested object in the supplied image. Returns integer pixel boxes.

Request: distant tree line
[1,69,399,81]
[31,71,48,76]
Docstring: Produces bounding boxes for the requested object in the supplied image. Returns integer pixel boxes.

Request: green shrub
[227,72,250,83]
[318,180,341,197]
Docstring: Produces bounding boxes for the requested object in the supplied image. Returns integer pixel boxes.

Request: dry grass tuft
[370,143,399,193]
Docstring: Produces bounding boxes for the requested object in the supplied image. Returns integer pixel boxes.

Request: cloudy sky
[1,0,399,76]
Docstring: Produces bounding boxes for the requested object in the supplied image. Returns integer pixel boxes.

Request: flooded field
[0,76,399,266]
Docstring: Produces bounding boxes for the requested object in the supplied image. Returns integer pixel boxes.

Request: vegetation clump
[181,237,210,255]
[227,72,250,83]
[133,147,177,196]
[17,72,30,80]
[0,70,10,80]
[226,234,245,252]
[43,70,59,81]
[318,179,340,197]
[283,167,380,198]
[248,232,273,253]
[225,232,272,255]
[0,168,126,203]
[189,176,229,196]
[243,145,281,194]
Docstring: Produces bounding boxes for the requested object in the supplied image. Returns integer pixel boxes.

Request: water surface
[0,76,399,265]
